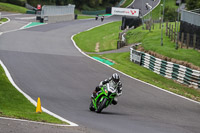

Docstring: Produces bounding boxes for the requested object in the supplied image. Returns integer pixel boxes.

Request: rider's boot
[112,97,118,105]
[91,91,97,99]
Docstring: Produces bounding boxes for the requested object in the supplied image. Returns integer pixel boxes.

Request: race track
[0,1,200,133]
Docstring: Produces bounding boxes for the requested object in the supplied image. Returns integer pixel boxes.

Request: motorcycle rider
[91,73,122,105]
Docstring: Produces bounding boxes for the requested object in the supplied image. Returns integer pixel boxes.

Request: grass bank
[0,2,27,13]
[121,0,134,8]
[144,0,178,20]
[73,21,121,52]
[126,23,200,68]
[73,21,200,102]
[0,65,67,124]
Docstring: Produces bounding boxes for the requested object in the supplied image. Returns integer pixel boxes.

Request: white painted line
[20,22,32,29]
[127,0,136,8]
[0,17,10,27]
[2,13,22,17]
[71,22,200,105]
[3,22,47,34]
[0,117,70,127]
[15,16,36,20]
[143,0,161,17]
[0,59,78,126]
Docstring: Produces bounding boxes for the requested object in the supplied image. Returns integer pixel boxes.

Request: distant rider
[91,73,122,105]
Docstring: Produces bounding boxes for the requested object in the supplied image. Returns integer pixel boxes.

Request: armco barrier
[130,47,200,89]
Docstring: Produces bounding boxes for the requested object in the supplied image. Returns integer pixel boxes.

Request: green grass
[0,65,68,124]
[126,23,200,67]
[121,0,134,8]
[73,20,200,102]
[0,2,27,13]
[0,18,8,22]
[144,0,178,20]
[73,21,122,52]
[89,53,200,102]
[77,15,94,19]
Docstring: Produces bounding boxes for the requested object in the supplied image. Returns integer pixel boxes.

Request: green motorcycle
[89,83,117,113]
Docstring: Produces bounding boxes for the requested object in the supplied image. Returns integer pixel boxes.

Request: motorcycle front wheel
[96,98,107,113]
[89,101,95,111]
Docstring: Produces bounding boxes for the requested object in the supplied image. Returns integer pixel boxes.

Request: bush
[186,0,200,10]
[0,0,25,7]
[163,6,178,22]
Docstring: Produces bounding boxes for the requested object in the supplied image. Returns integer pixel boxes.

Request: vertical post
[176,2,180,50]
[142,0,145,30]
[186,33,190,49]
[169,24,171,38]
[181,32,184,48]
[153,20,154,30]
[161,0,165,46]
[159,18,161,29]
[171,25,173,41]
[174,21,176,42]
[166,22,168,36]
[193,34,196,49]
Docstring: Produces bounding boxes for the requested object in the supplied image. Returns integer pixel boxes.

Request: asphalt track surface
[1,1,200,133]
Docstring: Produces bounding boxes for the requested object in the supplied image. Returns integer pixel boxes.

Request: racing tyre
[96,98,107,113]
[89,102,95,111]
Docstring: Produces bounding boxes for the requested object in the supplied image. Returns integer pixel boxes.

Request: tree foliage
[186,0,200,10]
[26,0,120,9]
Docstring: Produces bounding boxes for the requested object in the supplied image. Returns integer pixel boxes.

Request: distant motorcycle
[89,83,117,113]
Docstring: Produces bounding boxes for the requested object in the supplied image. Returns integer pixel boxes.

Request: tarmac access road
[128,0,160,17]
[1,1,200,133]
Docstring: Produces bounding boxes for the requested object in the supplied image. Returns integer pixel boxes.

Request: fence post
[160,19,161,29]
[181,32,184,48]
[169,24,171,38]
[171,25,173,41]
[166,22,168,36]
[174,22,176,42]
[153,20,154,30]
[186,33,190,49]
[193,34,196,49]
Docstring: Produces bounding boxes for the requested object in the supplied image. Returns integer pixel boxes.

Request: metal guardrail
[181,9,200,26]
[41,5,75,17]
[130,48,200,89]
[81,10,106,15]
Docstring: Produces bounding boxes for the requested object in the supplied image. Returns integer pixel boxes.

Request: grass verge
[144,0,178,20]
[0,2,27,13]
[77,15,94,19]
[73,21,200,102]
[121,0,134,8]
[89,53,200,102]
[0,65,68,124]
[73,21,121,52]
[126,23,200,68]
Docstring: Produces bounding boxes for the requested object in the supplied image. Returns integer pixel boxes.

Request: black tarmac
[1,1,200,133]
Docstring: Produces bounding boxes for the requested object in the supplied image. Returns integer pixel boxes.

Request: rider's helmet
[112,73,120,84]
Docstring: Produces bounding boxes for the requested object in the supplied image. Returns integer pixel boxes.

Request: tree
[186,0,200,10]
